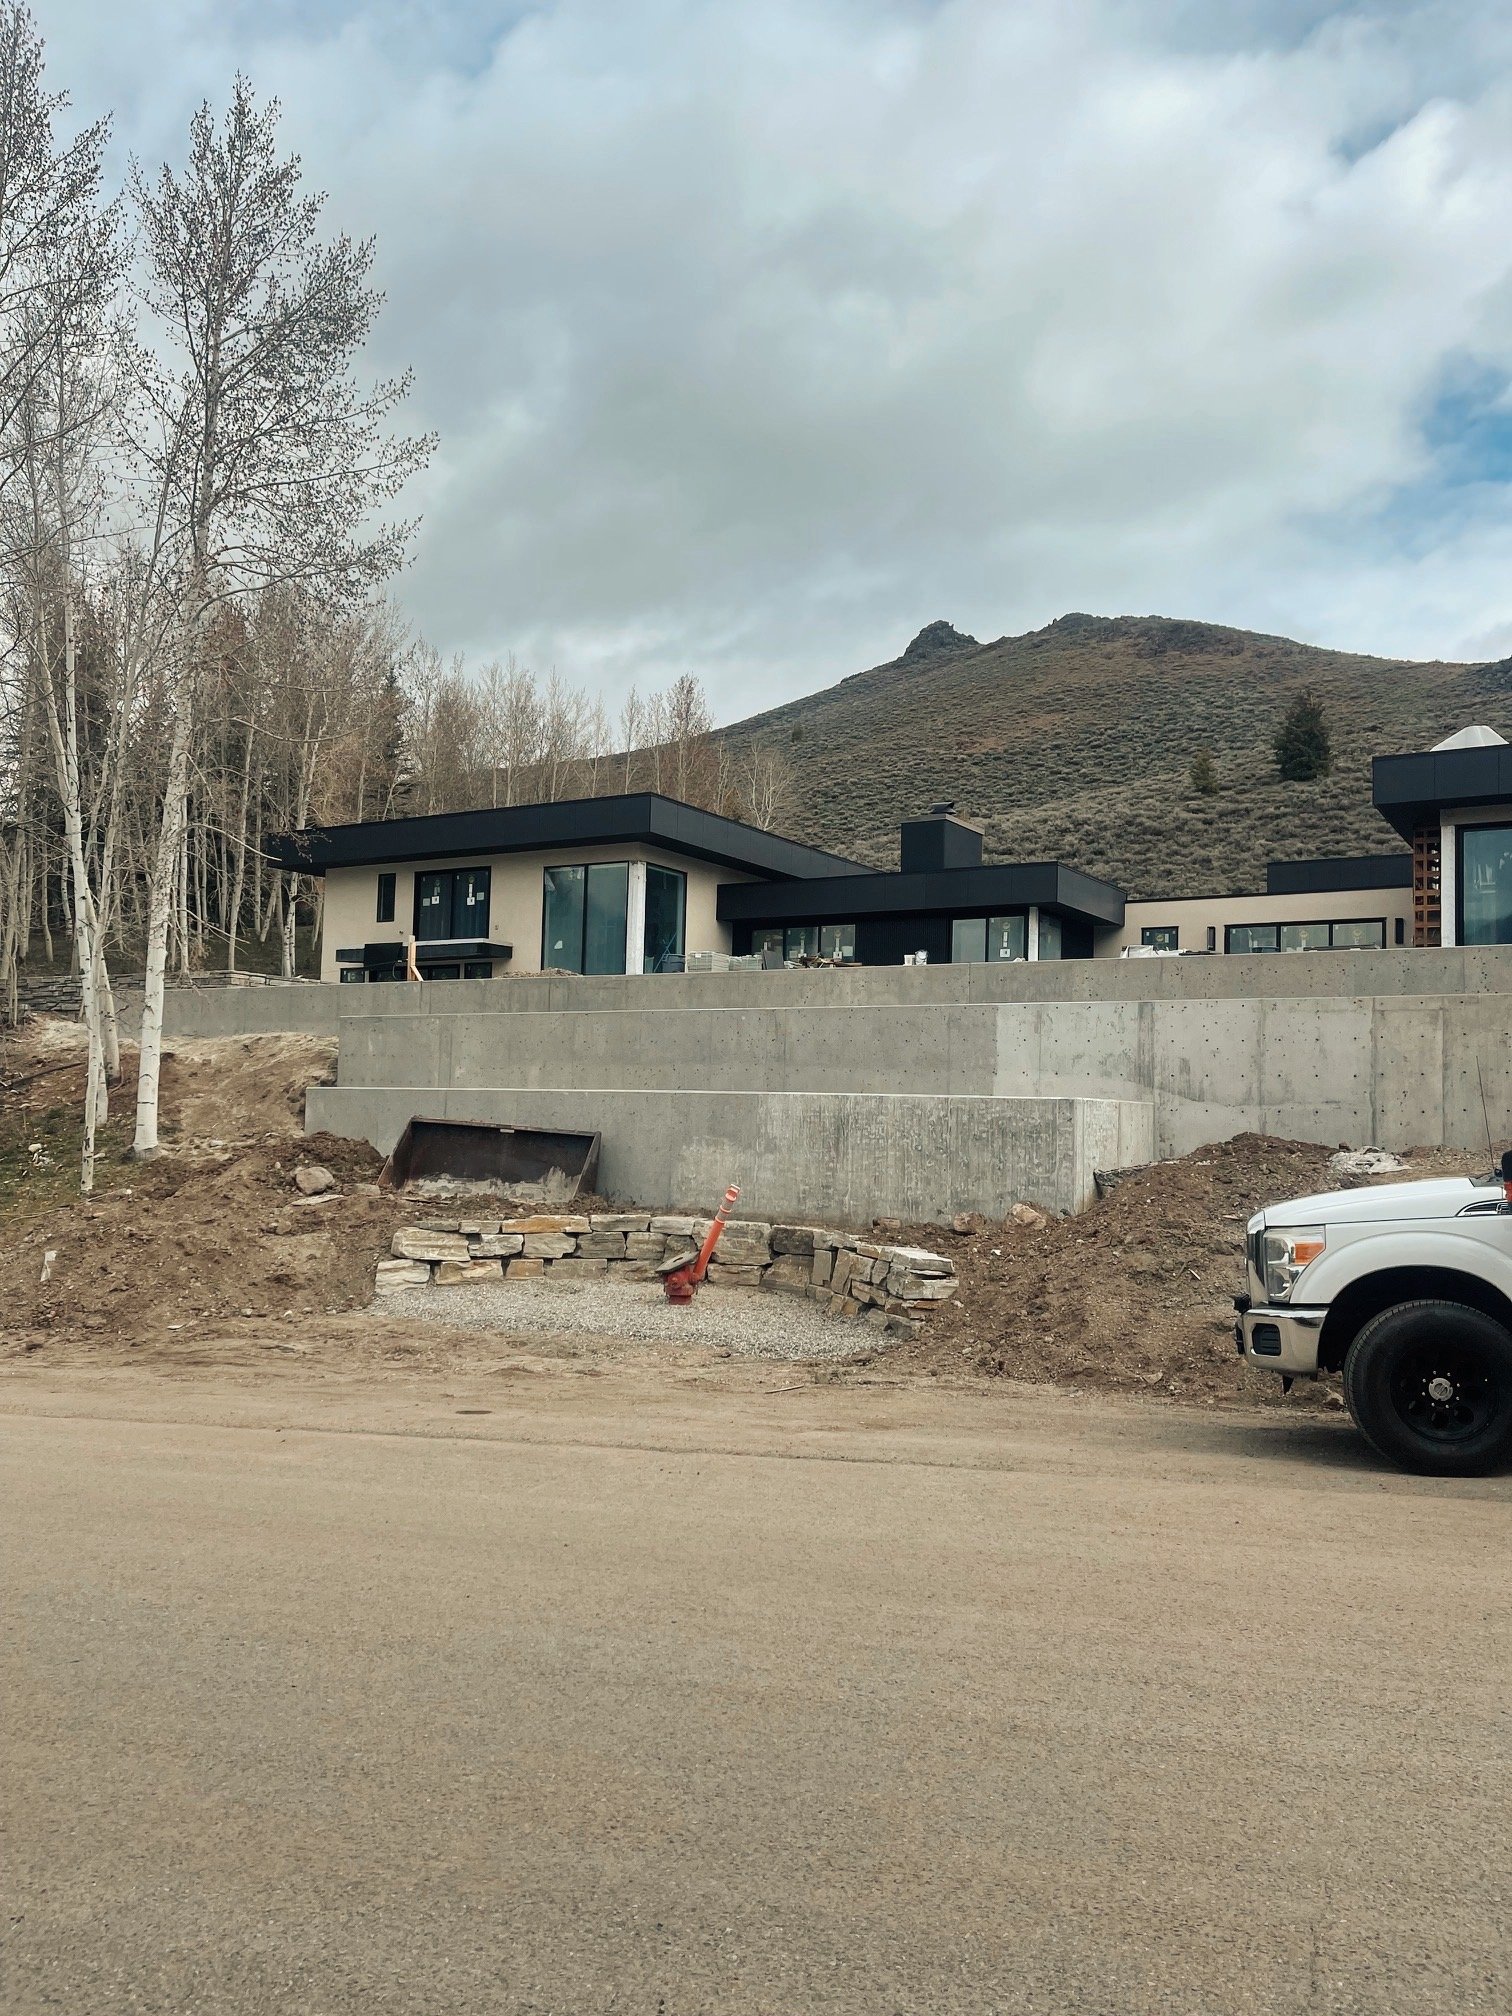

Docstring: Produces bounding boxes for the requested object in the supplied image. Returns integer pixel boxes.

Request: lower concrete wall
[304,1083,1154,1223]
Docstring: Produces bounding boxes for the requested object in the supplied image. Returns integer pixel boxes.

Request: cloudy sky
[36,0,1512,718]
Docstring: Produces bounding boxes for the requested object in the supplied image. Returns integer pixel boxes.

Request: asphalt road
[3,1369,1511,2015]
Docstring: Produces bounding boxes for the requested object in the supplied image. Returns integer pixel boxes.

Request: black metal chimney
[899,807,984,874]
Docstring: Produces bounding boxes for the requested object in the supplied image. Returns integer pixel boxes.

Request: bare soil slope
[722,613,1512,897]
[877,1133,1483,1405]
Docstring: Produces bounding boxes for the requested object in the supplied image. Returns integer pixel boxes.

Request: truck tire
[1342,1300,1512,1476]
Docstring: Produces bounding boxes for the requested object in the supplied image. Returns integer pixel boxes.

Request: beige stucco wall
[317,845,748,982]
[1097,885,1414,958]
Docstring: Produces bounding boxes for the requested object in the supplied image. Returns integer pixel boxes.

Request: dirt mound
[162,1033,337,1144]
[874,1134,1485,1407]
[1,1021,392,1352]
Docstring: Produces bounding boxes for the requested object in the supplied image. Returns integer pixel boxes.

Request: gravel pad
[378,1275,874,1361]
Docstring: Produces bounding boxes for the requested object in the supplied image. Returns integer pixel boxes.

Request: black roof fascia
[1372,747,1512,839]
[265,792,868,882]
[334,939,515,968]
[1266,853,1412,896]
[716,862,1126,929]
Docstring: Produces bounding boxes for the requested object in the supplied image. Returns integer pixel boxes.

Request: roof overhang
[266,793,869,883]
[1373,748,1512,840]
[716,861,1125,930]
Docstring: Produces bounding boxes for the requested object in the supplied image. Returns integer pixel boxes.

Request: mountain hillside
[720,614,1512,899]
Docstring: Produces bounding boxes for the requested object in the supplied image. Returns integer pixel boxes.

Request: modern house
[265,724,1512,982]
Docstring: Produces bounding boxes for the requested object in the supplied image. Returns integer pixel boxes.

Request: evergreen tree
[1273,690,1332,781]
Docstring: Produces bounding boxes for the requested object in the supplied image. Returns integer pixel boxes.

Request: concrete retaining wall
[126,984,345,1040]
[145,948,1512,1215]
[320,985,1512,1159]
[989,993,1512,1155]
[304,1082,1152,1222]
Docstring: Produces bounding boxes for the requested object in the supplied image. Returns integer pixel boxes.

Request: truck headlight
[1262,1226,1325,1303]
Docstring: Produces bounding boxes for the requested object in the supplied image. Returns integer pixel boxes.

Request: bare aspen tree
[120,77,431,1155]
[1,181,121,1188]
[0,7,111,1034]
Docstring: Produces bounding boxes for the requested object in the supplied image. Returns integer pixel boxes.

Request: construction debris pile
[379,1213,958,1338]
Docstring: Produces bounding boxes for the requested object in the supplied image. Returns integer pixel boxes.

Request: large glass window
[750,923,855,964]
[1331,919,1385,950]
[644,866,687,972]
[1460,825,1512,945]
[542,865,585,969]
[1280,922,1331,953]
[1227,918,1386,954]
[951,918,986,963]
[952,914,1028,963]
[542,862,629,974]
[413,866,490,940]
[585,862,629,974]
[1226,924,1279,954]
[414,869,451,941]
[990,916,1027,961]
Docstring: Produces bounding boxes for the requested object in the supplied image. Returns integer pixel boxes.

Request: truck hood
[1262,1176,1494,1228]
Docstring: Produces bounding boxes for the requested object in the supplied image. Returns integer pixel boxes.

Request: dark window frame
[412,865,491,941]
[376,871,396,924]
[1223,917,1387,954]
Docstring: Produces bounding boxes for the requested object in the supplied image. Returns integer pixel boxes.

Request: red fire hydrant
[663,1184,741,1303]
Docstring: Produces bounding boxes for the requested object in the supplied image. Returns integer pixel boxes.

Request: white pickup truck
[1235,1154,1512,1474]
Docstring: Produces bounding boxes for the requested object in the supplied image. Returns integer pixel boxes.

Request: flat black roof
[1266,853,1411,896]
[1373,746,1512,839]
[717,861,1125,930]
[266,792,869,882]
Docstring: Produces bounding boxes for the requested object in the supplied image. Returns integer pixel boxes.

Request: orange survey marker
[663,1183,741,1304]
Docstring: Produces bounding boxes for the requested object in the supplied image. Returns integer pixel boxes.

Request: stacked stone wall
[375,1213,958,1338]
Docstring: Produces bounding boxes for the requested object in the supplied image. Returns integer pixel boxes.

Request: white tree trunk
[280,871,298,978]
[133,703,194,1157]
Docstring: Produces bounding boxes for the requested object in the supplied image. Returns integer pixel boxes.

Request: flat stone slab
[437,1259,505,1286]
[392,1230,470,1264]
[376,1258,430,1292]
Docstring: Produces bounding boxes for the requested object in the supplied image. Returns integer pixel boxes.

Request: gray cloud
[36,0,1512,713]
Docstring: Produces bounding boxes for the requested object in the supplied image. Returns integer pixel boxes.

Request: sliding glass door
[542,862,630,973]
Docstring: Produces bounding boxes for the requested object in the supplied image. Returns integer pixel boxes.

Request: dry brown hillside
[721,614,1512,898]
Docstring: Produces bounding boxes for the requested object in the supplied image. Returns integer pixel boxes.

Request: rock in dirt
[1328,1147,1408,1180]
[294,1164,337,1197]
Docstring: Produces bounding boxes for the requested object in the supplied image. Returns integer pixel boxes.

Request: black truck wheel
[1342,1300,1512,1476]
